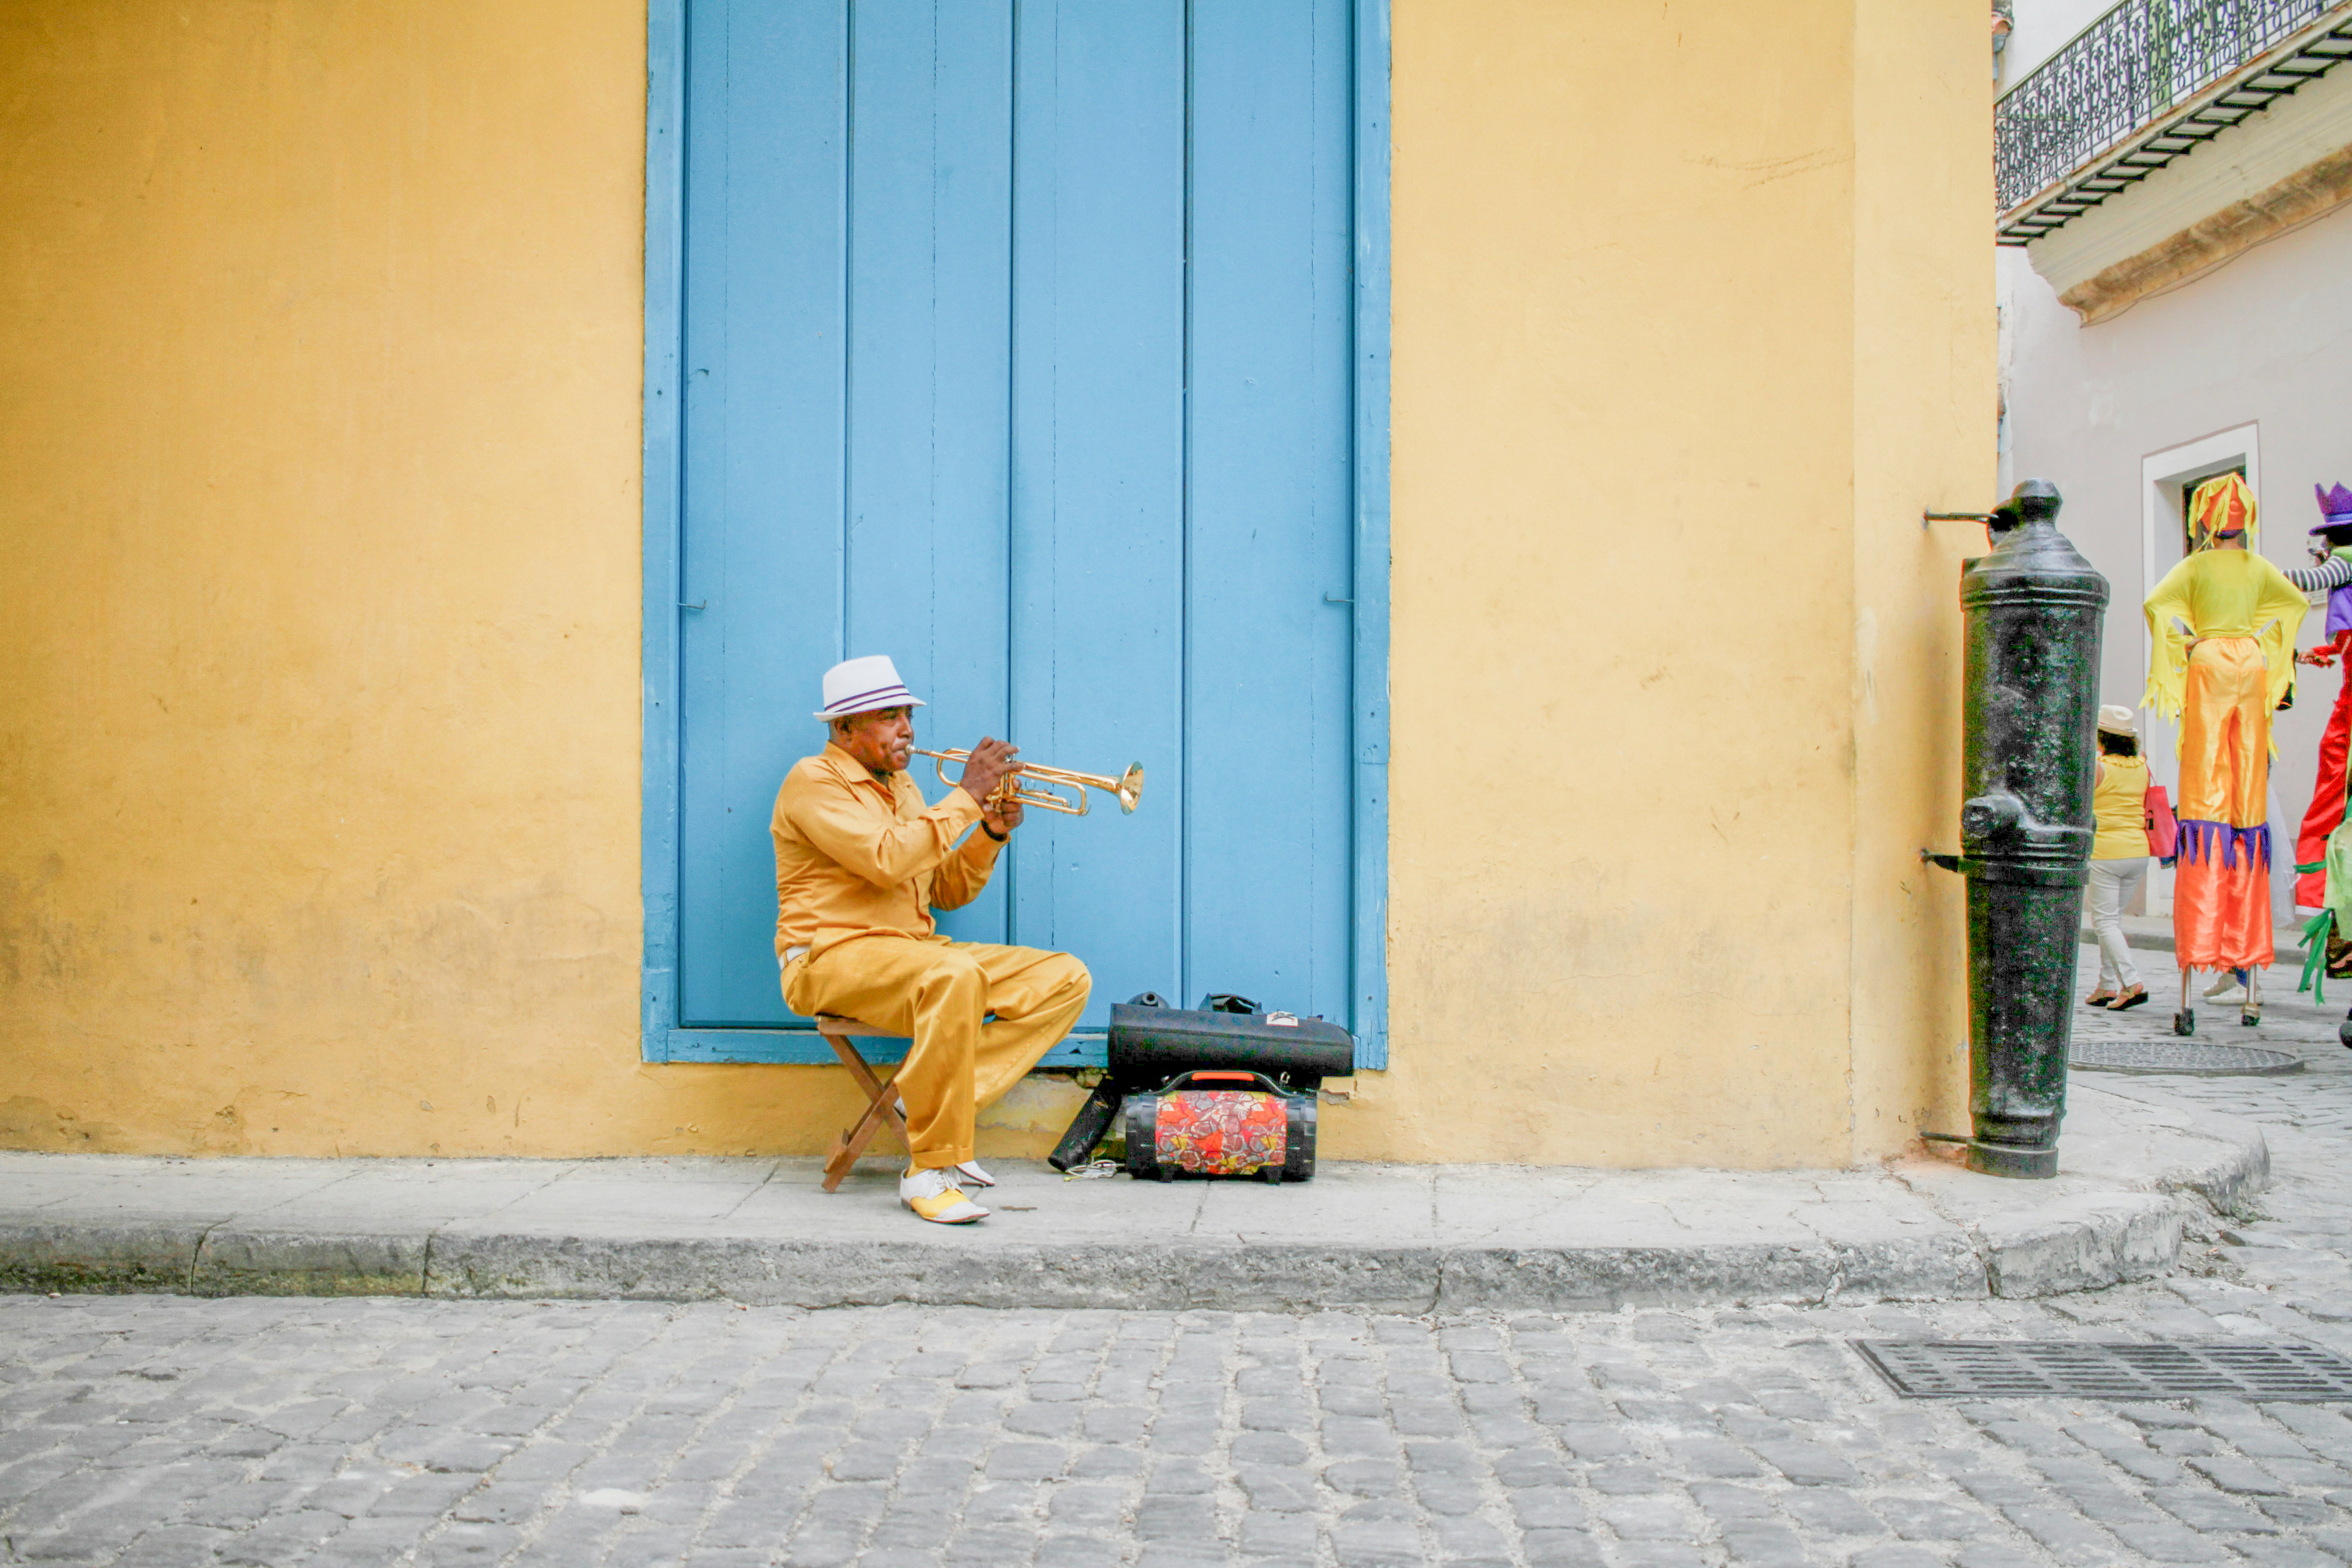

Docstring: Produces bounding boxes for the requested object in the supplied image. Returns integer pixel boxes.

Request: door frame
[638,0,1391,1068]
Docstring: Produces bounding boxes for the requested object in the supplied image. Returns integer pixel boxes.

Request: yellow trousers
[784,935,1091,1169]
[2178,637,2270,827]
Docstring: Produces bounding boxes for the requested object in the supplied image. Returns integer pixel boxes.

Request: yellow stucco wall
[0,1,1988,1165]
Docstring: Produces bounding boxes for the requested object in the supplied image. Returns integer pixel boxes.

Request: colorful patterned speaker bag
[1122,1071,1317,1183]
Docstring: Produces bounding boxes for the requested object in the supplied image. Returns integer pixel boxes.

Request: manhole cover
[1856,1339,2352,1401]
[2069,1038,2303,1075]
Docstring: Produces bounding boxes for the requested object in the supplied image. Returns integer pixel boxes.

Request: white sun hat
[2097,704,2137,734]
[815,654,925,720]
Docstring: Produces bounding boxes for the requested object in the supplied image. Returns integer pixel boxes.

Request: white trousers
[2087,857,2147,991]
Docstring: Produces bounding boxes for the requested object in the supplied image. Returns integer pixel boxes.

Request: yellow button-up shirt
[770,743,1005,961]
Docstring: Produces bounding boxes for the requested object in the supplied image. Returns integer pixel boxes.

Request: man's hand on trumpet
[957,736,1024,834]
[982,793,1025,839]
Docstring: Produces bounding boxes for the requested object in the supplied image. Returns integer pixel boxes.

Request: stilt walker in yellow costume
[2142,474,2307,1028]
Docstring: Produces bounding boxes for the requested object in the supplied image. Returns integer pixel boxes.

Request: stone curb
[1901,1103,2270,1299]
[411,1232,1993,1314]
[0,1107,2270,1311]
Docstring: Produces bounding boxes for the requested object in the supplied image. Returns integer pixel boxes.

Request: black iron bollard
[1926,480,2109,1179]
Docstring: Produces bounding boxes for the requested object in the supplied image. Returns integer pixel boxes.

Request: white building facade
[1999,0,2352,925]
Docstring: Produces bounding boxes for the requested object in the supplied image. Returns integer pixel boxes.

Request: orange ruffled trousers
[2173,637,2275,969]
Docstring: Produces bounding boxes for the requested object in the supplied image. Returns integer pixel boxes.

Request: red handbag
[2145,781,2178,859]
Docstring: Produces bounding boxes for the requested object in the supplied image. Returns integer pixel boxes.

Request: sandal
[2084,990,2116,1008]
[2109,987,2149,1011]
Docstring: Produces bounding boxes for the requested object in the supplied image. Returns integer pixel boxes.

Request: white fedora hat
[2097,704,2137,735]
[815,654,924,720]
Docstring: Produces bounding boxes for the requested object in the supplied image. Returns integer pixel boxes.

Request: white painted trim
[2029,62,2352,299]
[2136,423,2261,917]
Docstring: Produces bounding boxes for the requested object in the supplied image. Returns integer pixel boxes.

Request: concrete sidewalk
[0,1085,2266,1313]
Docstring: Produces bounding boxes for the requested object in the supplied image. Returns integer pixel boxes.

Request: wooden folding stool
[816,1015,908,1192]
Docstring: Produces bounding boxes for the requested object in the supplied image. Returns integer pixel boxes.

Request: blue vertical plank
[677,0,849,1025]
[1184,0,1354,1023]
[845,0,1016,948]
[1351,0,1390,1065]
[1009,1,1188,1018]
[642,0,688,1059]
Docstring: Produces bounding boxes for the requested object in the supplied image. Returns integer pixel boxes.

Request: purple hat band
[819,682,915,716]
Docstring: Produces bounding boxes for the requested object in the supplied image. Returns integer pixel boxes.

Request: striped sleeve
[2286,554,2352,592]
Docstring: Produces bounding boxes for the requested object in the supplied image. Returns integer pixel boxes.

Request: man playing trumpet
[771,655,1092,1225]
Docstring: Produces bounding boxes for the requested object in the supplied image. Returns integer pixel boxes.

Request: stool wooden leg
[819,1031,912,1193]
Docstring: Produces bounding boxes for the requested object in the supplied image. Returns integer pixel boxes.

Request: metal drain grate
[2070,1039,2303,1076]
[1857,1339,2352,1401]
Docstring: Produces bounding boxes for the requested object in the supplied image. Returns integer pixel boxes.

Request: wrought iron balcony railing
[1995,0,2352,235]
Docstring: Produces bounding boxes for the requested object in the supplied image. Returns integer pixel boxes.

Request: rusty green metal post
[1929,480,2108,1179]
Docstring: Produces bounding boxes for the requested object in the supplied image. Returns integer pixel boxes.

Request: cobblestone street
[6,947,2352,1568]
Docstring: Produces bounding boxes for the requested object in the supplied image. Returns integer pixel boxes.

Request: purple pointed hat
[2313,482,2352,533]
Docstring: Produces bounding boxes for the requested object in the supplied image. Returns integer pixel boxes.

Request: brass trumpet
[911,747,1145,816]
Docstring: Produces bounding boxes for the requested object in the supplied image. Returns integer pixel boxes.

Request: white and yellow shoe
[955,1160,996,1187]
[900,1165,989,1224]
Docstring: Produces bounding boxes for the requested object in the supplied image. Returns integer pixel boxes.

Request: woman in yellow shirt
[2086,705,2152,1010]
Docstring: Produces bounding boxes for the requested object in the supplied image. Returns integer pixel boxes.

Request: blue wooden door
[674,0,1355,1040]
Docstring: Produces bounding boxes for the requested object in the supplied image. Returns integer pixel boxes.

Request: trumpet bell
[1116,763,1144,814]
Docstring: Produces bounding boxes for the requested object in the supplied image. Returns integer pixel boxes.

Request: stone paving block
[13,1523,140,1563]
[1994,1501,2121,1563]
[1607,1544,1707,1568]
[1491,1448,1571,1490]
[1554,1422,1640,1461]
[1598,1495,1693,1543]
[2265,1458,2352,1489]
[1848,1547,1948,1568]
[1520,1528,1608,1567]
[1069,1443,1146,1479]
[1952,1545,2043,1568]
[2107,1518,2244,1561]
[1136,1494,1220,1539]
[1411,1473,1484,1516]
[1750,1439,1860,1486]
[300,1516,437,1568]
[2233,1540,2343,1568]
[184,1479,306,1528]
[1667,1436,1767,1478]
[110,1524,243,1568]
[1401,1439,1481,1475]
[1715,1522,1811,1568]
[1945,1468,2039,1509]
[2190,1455,2293,1495]
[1872,1493,1984,1540]
[417,1521,526,1564]
[2155,1486,2283,1533]
[1588,1463,1669,1495]
[1329,1518,1425,1568]
[1135,1545,1237,1568]
[1239,1465,1320,1513]
[1047,1483,1129,1527]
[1037,1532,1122,1568]
[1327,1458,1408,1497]
[1005,1401,1082,1438]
